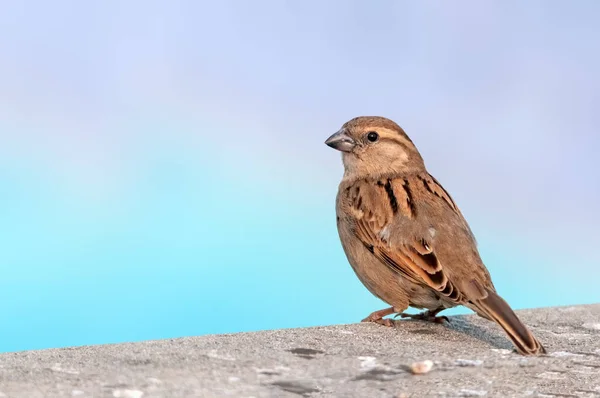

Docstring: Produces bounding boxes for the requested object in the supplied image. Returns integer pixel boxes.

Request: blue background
[1,1,599,353]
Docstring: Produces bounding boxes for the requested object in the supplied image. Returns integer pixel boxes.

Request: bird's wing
[342,174,545,355]
[343,175,468,302]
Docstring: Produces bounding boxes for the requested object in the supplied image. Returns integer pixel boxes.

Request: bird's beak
[324,129,356,152]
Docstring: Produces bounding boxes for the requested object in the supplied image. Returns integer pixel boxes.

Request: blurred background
[1,1,599,353]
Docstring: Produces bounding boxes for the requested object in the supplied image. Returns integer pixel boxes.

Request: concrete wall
[0,304,599,397]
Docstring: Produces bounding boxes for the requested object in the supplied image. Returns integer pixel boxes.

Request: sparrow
[325,116,546,355]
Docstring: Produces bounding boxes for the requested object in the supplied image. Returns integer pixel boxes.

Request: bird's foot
[395,310,449,324]
[361,307,398,327]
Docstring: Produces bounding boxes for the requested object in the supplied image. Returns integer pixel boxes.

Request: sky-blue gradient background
[1,1,599,353]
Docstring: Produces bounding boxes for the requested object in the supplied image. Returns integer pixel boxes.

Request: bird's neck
[341,167,426,185]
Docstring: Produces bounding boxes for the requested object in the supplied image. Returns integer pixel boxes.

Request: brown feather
[471,288,546,355]
[420,174,458,211]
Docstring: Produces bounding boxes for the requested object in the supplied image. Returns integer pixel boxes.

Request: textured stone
[0,304,599,397]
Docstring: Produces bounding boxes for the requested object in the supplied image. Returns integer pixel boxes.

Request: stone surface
[1,304,599,397]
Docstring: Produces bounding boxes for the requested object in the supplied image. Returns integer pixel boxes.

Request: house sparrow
[325,116,546,355]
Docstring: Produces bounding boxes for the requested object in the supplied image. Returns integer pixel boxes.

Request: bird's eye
[366,131,379,142]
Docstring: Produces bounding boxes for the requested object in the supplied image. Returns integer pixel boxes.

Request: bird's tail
[471,288,546,355]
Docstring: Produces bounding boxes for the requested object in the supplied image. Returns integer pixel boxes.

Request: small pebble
[410,359,433,375]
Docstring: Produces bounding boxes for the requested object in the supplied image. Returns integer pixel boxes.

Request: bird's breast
[335,217,413,309]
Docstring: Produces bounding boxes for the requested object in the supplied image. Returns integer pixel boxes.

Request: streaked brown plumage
[325,116,546,355]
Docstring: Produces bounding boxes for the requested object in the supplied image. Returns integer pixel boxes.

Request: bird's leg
[395,307,449,324]
[361,307,399,327]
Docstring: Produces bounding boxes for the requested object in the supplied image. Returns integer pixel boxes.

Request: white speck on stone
[491,349,512,355]
[544,327,592,339]
[71,391,85,397]
[572,367,599,375]
[455,359,483,367]
[458,390,487,397]
[255,365,290,375]
[428,227,437,238]
[228,376,240,383]
[410,360,433,375]
[558,306,578,312]
[566,333,593,340]
[0,393,7,397]
[582,322,600,330]
[112,390,144,398]
[50,363,80,375]
[536,371,565,380]
[323,328,354,335]
[325,329,354,335]
[549,351,584,357]
[358,356,377,370]
[206,350,236,361]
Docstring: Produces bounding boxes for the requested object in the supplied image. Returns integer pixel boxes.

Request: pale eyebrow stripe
[379,136,411,151]
[376,126,413,142]
[375,127,413,147]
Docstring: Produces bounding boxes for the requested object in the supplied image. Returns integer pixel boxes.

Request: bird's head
[325,116,425,180]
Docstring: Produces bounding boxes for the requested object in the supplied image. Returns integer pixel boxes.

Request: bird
[324,116,546,355]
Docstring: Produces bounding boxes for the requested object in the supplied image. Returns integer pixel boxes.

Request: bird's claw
[361,307,398,327]
[395,311,449,324]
